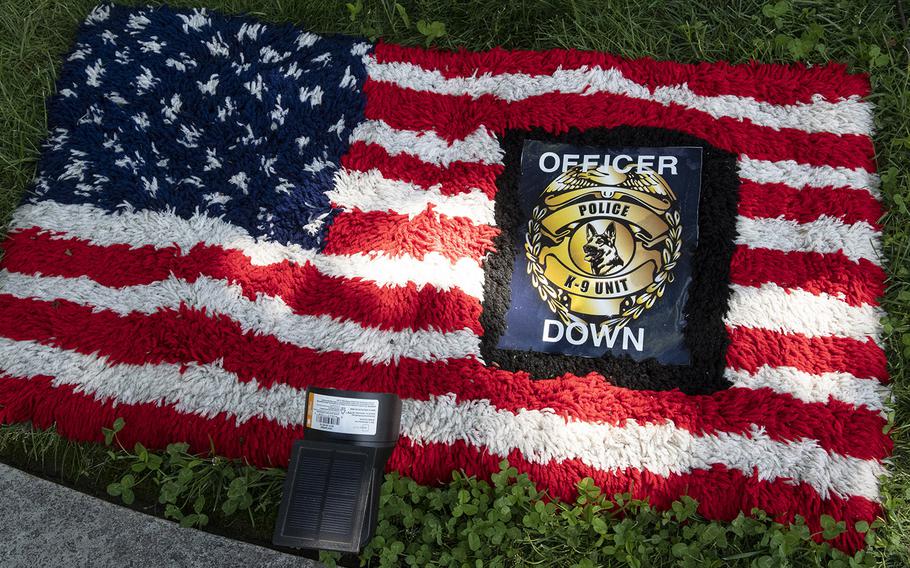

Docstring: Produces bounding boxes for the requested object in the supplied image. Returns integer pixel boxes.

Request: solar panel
[273,441,378,552]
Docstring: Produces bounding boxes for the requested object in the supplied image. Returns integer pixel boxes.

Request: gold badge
[524,165,682,331]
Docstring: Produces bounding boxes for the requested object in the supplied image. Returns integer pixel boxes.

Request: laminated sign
[497,141,702,364]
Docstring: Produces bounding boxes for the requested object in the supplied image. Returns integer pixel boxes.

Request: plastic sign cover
[496,141,702,364]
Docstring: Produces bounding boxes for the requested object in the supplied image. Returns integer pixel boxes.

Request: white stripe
[9,201,486,298]
[369,58,874,136]
[0,270,480,364]
[329,168,496,225]
[2,267,886,405]
[342,120,878,199]
[738,156,879,197]
[401,394,882,501]
[7,203,885,352]
[0,338,308,426]
[0,338,882,501]
[726,283,883,345]
[350,120,503,167]
[728,366,889,414]
[736,215,880,264]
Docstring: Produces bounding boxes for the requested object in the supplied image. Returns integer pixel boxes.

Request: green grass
[0,0,908,565]
[0,421,895,567]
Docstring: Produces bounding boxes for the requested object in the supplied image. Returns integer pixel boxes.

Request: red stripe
[738,180,881,226]
[0,374,300,468]
[730,246,885,307]
[726,326,887,382]
[0,376,875,553]
[363,81,875,170]
[342,141,501,198]
[373,43,870,105]
[390,439,878,553]
[1,229,482,334]
[324,209,499,261]
[0,294,890,461]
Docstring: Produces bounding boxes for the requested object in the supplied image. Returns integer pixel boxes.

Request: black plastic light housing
[272,387,402,553]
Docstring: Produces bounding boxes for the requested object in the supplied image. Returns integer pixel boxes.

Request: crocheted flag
[0,4,889,552]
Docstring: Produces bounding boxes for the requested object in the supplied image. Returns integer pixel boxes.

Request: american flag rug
[0,4,889,551]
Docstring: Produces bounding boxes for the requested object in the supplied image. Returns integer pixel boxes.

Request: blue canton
[33,3,370,249]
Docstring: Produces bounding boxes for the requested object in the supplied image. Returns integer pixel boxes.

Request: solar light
[272,387,402,553]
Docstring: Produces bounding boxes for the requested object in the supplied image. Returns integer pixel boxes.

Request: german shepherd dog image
[583,222,624,275]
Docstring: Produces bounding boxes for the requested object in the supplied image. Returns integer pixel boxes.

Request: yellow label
[305,392,314,429]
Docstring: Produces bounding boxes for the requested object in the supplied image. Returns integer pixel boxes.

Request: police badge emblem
[524,164,682,331]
